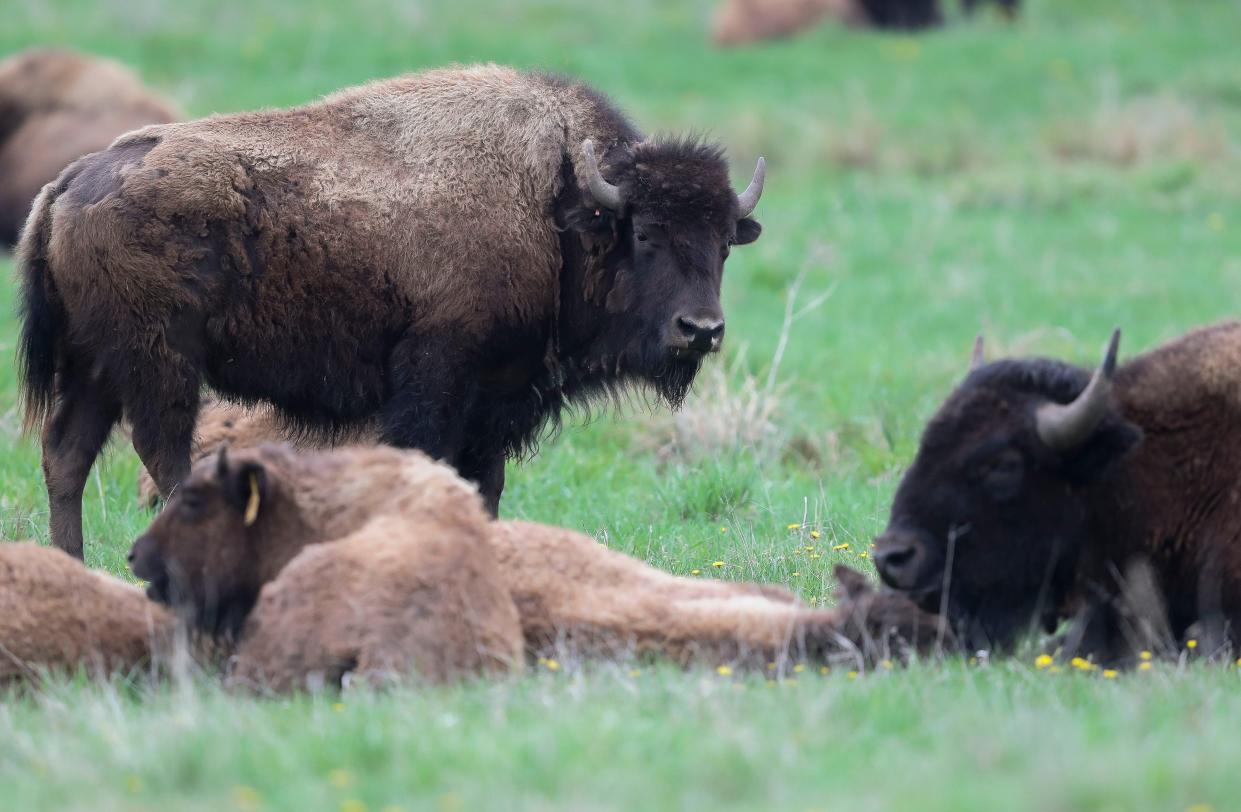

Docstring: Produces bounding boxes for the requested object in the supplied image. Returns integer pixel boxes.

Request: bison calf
[875,322,1241,663]
[0,542,176,683]
[131,444,951,689]
[0,48,177,246]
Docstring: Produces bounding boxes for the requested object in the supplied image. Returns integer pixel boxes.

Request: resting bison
[18,64,764,559]
[874,322,1241,662]
[0,542,177,683]
[130,444,951,688]
[0,48,177,246]
[712,0,867,45]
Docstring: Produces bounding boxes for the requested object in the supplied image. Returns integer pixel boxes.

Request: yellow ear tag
[243,474,261,526]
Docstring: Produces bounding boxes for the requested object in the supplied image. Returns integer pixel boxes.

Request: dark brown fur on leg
[42,367,120,559]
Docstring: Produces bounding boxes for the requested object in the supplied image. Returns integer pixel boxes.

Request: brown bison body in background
[130,444,951,691]
[875,322,1241,663]
[712,0,1020,44]
[19,64,765,559]
[0,542,177,683]
[0,48,177,246]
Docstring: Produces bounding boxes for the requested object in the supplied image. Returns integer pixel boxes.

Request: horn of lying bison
[970,335,986,370]
[580,139,625,211]
[735,157,766,218]
[1036,329,1121,450]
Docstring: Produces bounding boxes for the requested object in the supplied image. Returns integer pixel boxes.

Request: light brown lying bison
[874,322,1241,664]
[20,64,765,559]
[130,445,951,691]
[0,542,177,684]
[0,48,178,246]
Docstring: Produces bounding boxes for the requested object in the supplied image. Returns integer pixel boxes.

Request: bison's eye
[635,231,649,243]
[177,487,209,521]
[976,449,1024,502]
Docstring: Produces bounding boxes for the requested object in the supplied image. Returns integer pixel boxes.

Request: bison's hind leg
[41,360,122,559]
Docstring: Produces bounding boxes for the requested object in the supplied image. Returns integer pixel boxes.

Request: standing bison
[873,323,1241,662]
[17,64,765,557]
[0,48,178,246]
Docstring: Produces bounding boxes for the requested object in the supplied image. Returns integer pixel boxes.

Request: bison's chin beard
[647,354,704,409]
[924,588,1057,654]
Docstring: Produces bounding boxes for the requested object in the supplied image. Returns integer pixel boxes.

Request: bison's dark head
[128,445,299,638]
[561,137,764,406]
[873,331,1143,652]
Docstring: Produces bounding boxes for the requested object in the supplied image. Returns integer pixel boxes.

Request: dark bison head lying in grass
[874,323,1241,663]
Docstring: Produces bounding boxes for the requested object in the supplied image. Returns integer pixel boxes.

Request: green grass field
[3,0,1241,808]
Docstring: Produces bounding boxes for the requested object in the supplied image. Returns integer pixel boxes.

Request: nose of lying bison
[672,314,725,354]
[128,534,161,581]
[873,529,932,592]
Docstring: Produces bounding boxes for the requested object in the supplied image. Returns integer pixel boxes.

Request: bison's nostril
[675,317,725,351]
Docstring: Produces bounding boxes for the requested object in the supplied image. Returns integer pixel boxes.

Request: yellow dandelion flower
[332,702,345,713]
[767,662,776,671]
[833,543,849,551]
[1034,654,1052,670]
[329,769,355,789]
[804,545,815,552]
[810,553,821,560]
[629,668,641,678]
[232,786,262,812]
[791,571,800,577]
[1138,661,1153,672]
[1236,658,1241,668]
[1070,657,1096,672]
[847,670,859,680]
[810,530,821,540]
[690,569,701,576]
[712,561,725,568]
[125,775,143,794]
[820,666,831,675]
[880,660,893,670]
[1102,669,1118,679]
[341,800,367,812]
[793,663,806,673]
[1187,639,1198,650]
[968,657,978,667]
[1140,650,1153,661]
[719,526,728,534]
[717,665,733,676]
[787,523,801,530]
[860,552,869,559]
[544,658,561,671]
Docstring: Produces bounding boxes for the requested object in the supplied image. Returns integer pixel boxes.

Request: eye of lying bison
[176,486,210,520]
[972,447,1025,503]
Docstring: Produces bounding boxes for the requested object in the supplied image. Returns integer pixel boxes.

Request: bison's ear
[223,460,269,527]
[833,564,874,601]
[734,217,762,246]
[1060,418,1143,484]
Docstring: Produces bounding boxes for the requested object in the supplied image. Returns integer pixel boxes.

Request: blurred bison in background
[873,323,1241,663]
[0,48,178,246]
[18,64,765,558]
[712,0,1019,43]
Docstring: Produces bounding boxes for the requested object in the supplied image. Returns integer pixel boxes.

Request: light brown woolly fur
[227,512,524,693]
[491,521,948,668]
[0,48,178,245]
[711,0,867,45]
[0,542,177,683]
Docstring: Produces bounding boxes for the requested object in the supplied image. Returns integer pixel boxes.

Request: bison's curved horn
[970,335,986,371]
[735,157,766,218]
[1036,329,1121,450]
[580,139,624,211]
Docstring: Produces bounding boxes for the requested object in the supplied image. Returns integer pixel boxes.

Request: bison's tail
[15,183,64,434]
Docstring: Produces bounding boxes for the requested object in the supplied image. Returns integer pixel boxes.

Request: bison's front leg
[456,449,506,517]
